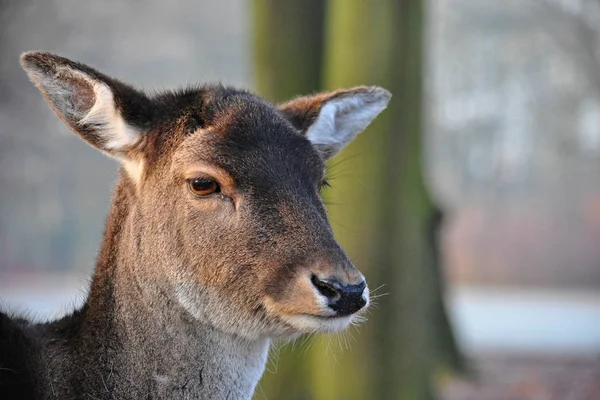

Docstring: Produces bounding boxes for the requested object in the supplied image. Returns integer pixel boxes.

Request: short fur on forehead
[171,88,327,192]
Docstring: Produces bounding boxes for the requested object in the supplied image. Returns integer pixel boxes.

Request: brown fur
[0,52,391,399]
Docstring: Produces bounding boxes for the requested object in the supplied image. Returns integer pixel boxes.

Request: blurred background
[1,0,599,399]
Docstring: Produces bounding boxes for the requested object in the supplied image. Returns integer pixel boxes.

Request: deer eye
[188,178,220,197]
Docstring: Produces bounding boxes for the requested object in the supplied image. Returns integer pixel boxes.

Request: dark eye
[188,178,220,197]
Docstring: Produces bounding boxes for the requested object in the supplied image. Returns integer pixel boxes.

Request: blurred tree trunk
[252,0,325,102]
[252,1,326,399]
[253,1,460,399]
[323,1,461,399]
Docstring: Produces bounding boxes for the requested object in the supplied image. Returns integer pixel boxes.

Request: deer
[0,51,391,400]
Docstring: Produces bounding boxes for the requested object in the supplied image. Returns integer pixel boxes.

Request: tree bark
[252,0,325,102]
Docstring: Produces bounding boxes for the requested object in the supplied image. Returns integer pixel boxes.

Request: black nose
[311,275,367,316]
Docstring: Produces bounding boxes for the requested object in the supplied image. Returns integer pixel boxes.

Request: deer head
[21,52,391,341]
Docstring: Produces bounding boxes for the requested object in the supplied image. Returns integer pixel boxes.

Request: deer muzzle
[310,275,367,316]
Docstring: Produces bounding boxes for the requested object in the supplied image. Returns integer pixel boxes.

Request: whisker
[327,153,362,171]
[328,338,340,365]
[301,333,317,356]
[367,302,381,310]
[369,292,389,300]
[369,284,387,294]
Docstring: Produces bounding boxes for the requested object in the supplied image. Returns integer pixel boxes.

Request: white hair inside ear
[74,77,144,181]
[76,75,141,152]
[21,52,146,182]
[306,87,391,159]
[21,57,142,157]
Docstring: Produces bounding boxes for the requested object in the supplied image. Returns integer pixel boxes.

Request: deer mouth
[262,274,369,334]
[281,313,356,334]
[305,313,345,319]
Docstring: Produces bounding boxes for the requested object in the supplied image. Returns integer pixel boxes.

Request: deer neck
[79,177,270,399]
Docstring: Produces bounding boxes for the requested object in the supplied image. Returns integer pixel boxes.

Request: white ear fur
[22,52,144,181]
[29,67,143,155]
[74,71,142,152]
[74,75,145,182]
[306,88,391,158]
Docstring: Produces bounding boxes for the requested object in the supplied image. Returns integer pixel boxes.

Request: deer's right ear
[20,52,152,168]
[279,86,391,160]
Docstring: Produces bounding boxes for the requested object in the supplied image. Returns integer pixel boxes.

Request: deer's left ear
[279,86,391,160]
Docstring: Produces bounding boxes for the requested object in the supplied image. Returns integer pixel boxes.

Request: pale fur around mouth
[263,285,370,335]
[280,313,355,333]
